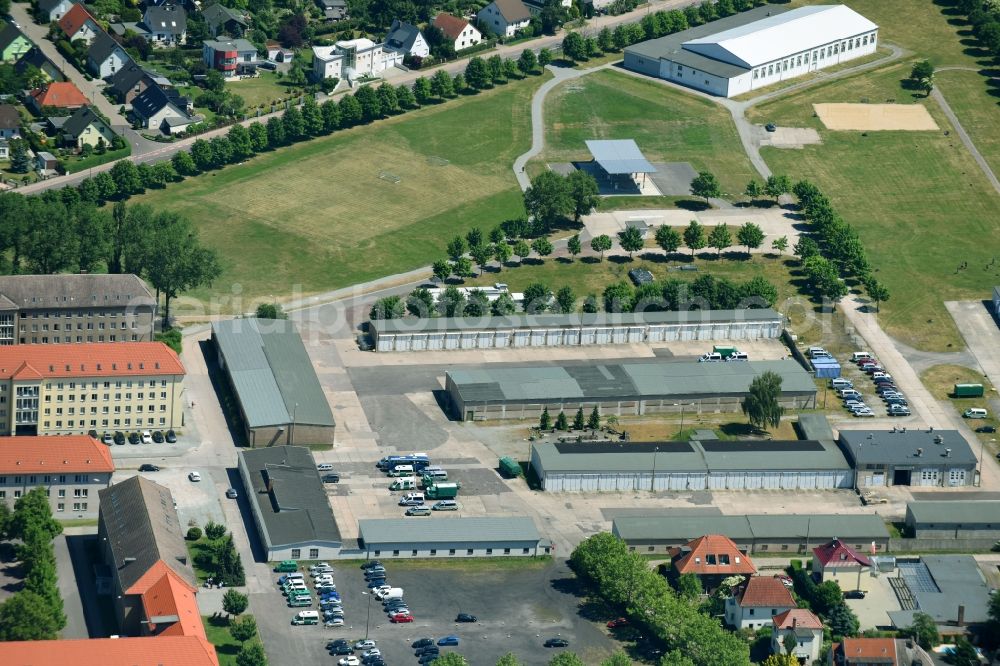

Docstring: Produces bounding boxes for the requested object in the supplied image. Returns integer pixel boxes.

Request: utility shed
[238,446,341,561]
[448,358,815,421]
[357,517,546,559]
[530,437,851,492]
[839,428,977,488]
[212,318,335,447]
[371,308,783,352]
[612,513,890,554]
[905,500,1000,539]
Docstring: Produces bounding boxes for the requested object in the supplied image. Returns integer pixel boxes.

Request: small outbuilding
[839,428,977,487]
[585,139,657,190]
[357,517,546,559]
[904,500,1000,539]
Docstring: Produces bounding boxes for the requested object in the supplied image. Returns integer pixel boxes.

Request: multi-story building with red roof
[724,576,796,629]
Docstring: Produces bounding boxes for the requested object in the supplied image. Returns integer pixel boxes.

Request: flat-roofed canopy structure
[584,139,657,189]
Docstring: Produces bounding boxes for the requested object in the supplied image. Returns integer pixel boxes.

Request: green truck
[954,383,984,398]
[274,560,298,573]
[713,345,738,358]
[424,482,460,499]
[499,457,521,478]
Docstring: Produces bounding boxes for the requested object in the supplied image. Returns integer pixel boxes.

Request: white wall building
[624,4,878,98]
[312,38,403,81]
[724,577,796,630]
[476,0,531,38]
[771,609,824,664]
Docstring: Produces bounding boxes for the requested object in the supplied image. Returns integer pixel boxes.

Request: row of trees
[955,0,1000,57]
[791,180,890,309]
[523,170,601,232]
[603,274,779,313]
[562,0,772,62]
[0,488,67,640]
[571,532,751,665]
[539,405,603,432]
[429,649,635,665]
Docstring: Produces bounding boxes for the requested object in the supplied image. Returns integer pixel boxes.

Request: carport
[585,139,657,192]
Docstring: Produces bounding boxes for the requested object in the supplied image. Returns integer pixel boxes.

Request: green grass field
[202,616,244,666]
[540,69,756,196]
[136,79,542,310]
[225,72,300,109]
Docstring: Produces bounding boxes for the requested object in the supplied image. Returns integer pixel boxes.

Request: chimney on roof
[929,426,934,433]
[945,448,951,458]
[916,448,923,457]
[123,557,136,564]
[958,605,966,626]
[792,617,797,628]
[934,435,943,444]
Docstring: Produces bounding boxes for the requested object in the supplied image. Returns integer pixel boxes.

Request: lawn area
[135,77,544,312]
[62,146,131,174]
[202,615,243,666]
[747,62,1000,351]
[465,253,800,306]
[540,69,756,196]
[920,364,998,433]
[225,72,299,109]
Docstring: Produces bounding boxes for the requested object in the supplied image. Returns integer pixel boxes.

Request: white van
[831,378,853,389]
[852,351,873,361]
[388,464,414,477]
[725,352,749,362]
[838,388,862,399]
[963,408,988,418]
[699,352,723,363]
[399,492,424,506]
[294,610,319,621]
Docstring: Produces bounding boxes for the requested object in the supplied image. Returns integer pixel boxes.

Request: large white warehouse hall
[624,4,878,97]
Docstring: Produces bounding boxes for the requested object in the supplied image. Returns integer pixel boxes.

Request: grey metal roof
[533,437,850,474]
[797,413,835,441]
[240,447,340,547]
[613,513,889,543]
[450,359,814,405]
[624,5,787,78]
[359,517,540,546]
[839,429,977,467]
[585,139,656,175]
[213,318,335,429]
[373,308,781,334]
[203,38,256,53]
[906,500,1000,526]
[0,273,154,310]
[98,476,195,591]
[888,556,991,627]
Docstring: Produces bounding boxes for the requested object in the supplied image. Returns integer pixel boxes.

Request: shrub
[186,527,202,541]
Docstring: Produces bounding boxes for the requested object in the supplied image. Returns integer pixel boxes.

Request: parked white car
[188,471,201,482]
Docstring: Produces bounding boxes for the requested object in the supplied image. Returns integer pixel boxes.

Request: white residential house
[724,577,796,630]
[37,0,74,22]
[384,19,429,58]
[311,38,402,82]
[770,609,824,665]
[87,32,131,79]
[476,0,531,38]
[141,5,187,45]
[433,13,482,52]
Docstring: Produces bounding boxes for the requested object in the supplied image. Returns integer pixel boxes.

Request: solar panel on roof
[554,441,693,454]
[700,440,824,452]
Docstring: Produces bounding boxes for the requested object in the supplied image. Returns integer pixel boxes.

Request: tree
[110,160,143,196]
[447,236,467,261]
[910,59,935,95]
[555,410,568,430]
[223,588,249,616]
[255,303,285,319]
[492,292,516,315]
[683,220,706,257]
[487,55,504,84]
[338,94,362,126]
[432,259,452,283]
[523,282,553,313]
[603,281,634,312]
[598,26,615,52]
[741,275,778,307]
[406,288,435,317]
[524,171,573,231]
[209,135,233,167]
[617,226,644,258]
[452,256,473,279]
[736,222,765,256]
[435,286,465,316]
[655,225,681,255]
[503,58,521,80]
[205,521,227,540]
[676,572,703,599]
[431,69,454,98]
[765,174,791,202]
[215,534,245,586]
[465,290,490,317]
[452,73,466,94]
[587,406,600,430]
[513,240,531,263]
[519,49,538,74]
[396,84,416,110]
[781,632,797,656]
[497,654,522,666]
[370,295,405,319]
[865,279,890,312]
[539,407,551,430]
[794,236,820,261]
[555,286,575,313]
[904,612,939,650]
[471,243,494,275]
[412,77,432,105]
[567,170,600,221]
[571,407,585,430]
[431,655,468,666]
[744,178,763,202]
[94,171,117,201]
[494,241,512,267]
[946,638,980,666]
[538,48,552,67]
[144,212,222,327]
[190,138,214,171]
[9,138,30,173]
[75,205,108,273]
[742,370,783,431]
[10,488,62,542]
[172,150,197,176]
[803,255,848,301]
[690,171,720,203]
[771,236,788,254]
[466,227,484,249]
[548,653,584,666]
[591,234,612,260]
[235,640,268,666]
[826,602,859,639]
[562,31,586,61]
[465,57,490,89]
[0,590,63,640]
[531,236,553,259]
[562,235,581,261]
[761,655,797,666]
[230,615,258,643]
[354,86,382,122]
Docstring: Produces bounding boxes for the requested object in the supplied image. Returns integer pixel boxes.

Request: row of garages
[371,309,783,352]
[541,470,852,493]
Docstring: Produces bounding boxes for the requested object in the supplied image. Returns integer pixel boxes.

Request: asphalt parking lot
[259,559,616,666]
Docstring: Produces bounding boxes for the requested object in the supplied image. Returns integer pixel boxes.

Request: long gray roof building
[839,428,977,488]
[0,273,154,310]
[212,318,335,447]
[238,446,341,560]
[888,556,992,629]
[358,517,546,558]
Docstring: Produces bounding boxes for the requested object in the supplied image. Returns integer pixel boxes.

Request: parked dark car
[545,638,570,648]
[412,638,434,648]
[128,432,141,445]
[843,589,866,599]
[152,430,165,443]
[361,560,383,570]
[165,430,177,443]
[415,646,439,656]
[765,123,777,132]
[976,425,997,433]
[456,613,477,623]
[139,464,160,472]
[322,473,340,483]
[113,431,126,445]
[329,645,353,655]
[88,429,99,438]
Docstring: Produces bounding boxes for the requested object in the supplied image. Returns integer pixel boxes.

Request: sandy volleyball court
[814,103,940,131]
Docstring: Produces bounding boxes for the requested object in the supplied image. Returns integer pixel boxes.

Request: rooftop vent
[945,448,951,458]
[934,435,943,444]
[916,448,923,457]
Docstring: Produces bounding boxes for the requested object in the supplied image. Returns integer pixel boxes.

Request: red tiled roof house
[58,2,100,44]
[724,576,796,629]
[26,80,88,113]
[672,534,756,590]
[771,609,824,664]
[813,538,872,590]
